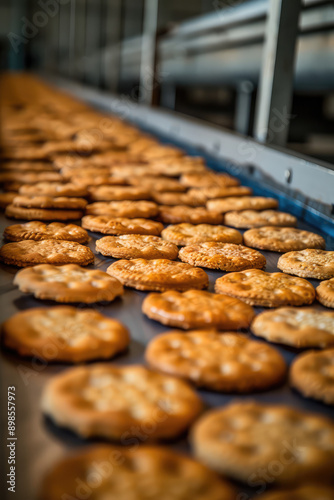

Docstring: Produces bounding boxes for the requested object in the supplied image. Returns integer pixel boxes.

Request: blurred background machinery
[1,0,334,164]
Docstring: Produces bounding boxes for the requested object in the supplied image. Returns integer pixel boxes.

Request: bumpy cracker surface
[5,205,83,221]
[244,226,325,252]
[86,200,158,218]
[19,181,88,197]
[14,264,124,303]
[142,290,255,329]
[207,196,278,214]
[188,186,252,200]
[82,215,163,235]
[0,240,94,267]
[191,401,334,484]
[3,221,89,243]
[278,249,334,279]
[107,258,208,291]
[40,445,236,500]
[180,172,240,188]
[161,223,242,246]
[41,364,203,440]
[2,307,129,363]
[179,242,266,271]
[152,191,205,207]
[317,277,334,308]
[224,209,297,228]
[89,185,151,201]
[158,205,223,224]
[291,349,334,405]
[215,269,315,307]
[251,307,334,348]
[12,195,87,210]
[146,331,286,392]
[96,235,179,260]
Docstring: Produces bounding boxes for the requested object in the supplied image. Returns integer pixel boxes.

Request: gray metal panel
[158,31,334,91]
[254,0,302,146]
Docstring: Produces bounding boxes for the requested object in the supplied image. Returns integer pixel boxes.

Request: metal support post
[254,0,302,146]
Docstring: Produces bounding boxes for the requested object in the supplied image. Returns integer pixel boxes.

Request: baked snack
[86,200,158,218]
[224,209,297,228]
[161,223,242,246]
[40,445,236,500]
[152,191,205,206]
[151,163,207,178]
[207,196,278,214]
[290,349,334,405]
[96,235,179,260]
[14,264,124,303]
[316,277,334,308]
[12,195,87,210]
[180,172,240,188]
[215,269,315,307]
[0,240,94,267]
[251,307,334,348]
[179,242,266,271]
[243,227,326,252]
[257,485,334,500]
[3,221,89,243]
[188,186,252,200]
[130,176,187,192]
[2,307,129,362]
[82,215,163,235]
[41,364,203,440]
[0,171,62,183]
[19,181,88,197]
[5,205,83,221]
[107,259,208,291]
[277,249,334,279]
[158,205,223,224]
[191,401,334,484]
[89,185,151,201]
[71,174,128,186]
[142,290,255,329]
[146,331,286,392]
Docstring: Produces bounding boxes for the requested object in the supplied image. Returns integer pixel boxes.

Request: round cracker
[107,258,208,291]
[3,221,89,243]
[146,330,286,392]
[96,235,179,260]
[161,223,242,246]
[191,401,334,485]
[142,290,255,329]
[14,264,124,303]
[179,242,266,271]
[291,349,334,405]
[251,307,334,348]
[40,445,236,500]
[82,215,163,235]
[224,209,297,228]
[215,269,315,307]
[2,307,129,362]
[244,227,325,252]
[41,364,203,440]
[317,277,334,308]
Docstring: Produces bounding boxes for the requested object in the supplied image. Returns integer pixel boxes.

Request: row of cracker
[1,74,334,500]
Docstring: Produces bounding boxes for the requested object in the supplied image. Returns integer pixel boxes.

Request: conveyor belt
[1,85,334,500]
